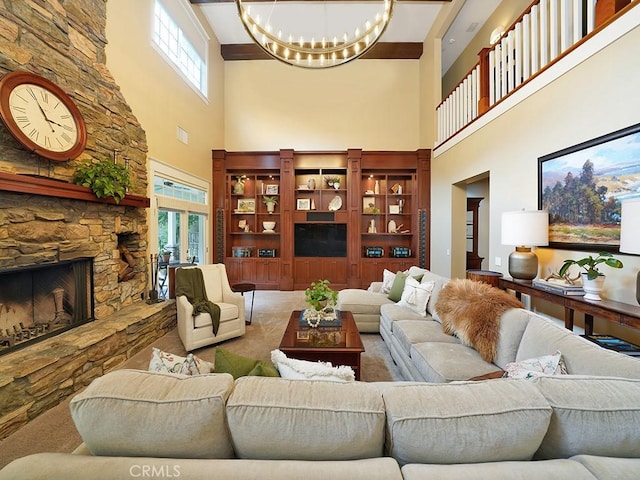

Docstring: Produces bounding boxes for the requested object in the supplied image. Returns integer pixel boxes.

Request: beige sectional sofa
[3,266,640,479]
[338,266,640,382]
[1,370,639,480]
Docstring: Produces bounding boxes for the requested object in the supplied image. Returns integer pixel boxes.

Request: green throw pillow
[387,271,424,302]
[387,271,408,302]
[214,348,279,379]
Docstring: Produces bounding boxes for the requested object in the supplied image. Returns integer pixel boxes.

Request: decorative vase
[266,202,275,214]
[582,273,605,301]
[374,180,380,194]
[307,178,316,190]
[233,181,244,195]
[333,182,340,190]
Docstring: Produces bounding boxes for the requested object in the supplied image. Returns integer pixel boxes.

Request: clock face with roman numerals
[0,71,87,162]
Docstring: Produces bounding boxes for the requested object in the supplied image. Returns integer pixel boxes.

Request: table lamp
[619,198,640,304]
[501,210,549,281]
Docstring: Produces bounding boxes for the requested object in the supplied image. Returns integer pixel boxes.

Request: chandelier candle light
[235,0,394,69]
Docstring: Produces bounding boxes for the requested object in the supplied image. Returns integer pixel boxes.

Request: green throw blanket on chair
[175,267,221,335]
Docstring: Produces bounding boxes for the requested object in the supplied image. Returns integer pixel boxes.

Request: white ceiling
[193,1,502,74]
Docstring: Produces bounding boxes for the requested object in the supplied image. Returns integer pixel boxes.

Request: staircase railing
[436,0,636,145]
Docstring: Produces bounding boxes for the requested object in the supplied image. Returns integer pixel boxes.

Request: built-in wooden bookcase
[213,149,430,290]
[360,172,415,256]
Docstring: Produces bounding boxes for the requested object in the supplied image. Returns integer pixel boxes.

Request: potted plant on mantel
[72,158,133,204]
[558,252,623,301]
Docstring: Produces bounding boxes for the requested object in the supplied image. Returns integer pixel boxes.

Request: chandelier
[235,0,395,69]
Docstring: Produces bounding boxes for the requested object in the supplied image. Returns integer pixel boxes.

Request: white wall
[105,0,225,182]
[224,60,420,151]
[431,21,640,339]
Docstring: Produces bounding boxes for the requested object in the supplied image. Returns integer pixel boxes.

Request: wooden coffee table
[279,310,365,380]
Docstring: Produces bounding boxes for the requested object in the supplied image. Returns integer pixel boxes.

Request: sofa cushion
[337,289,393,316]
[397,278,435,316]
[380,303,431,331]
[516,315,640,378]
[571,455,640,480]
[401,459,597,480]
[383,380,552,465]
[410,342,498,383]
[533,376,640,460]
[227,376,386,461]
[493,308,532,368]
[193,302,239,328]
[0,455,404,480]
[70,369,235,459]
[393,320,459,356]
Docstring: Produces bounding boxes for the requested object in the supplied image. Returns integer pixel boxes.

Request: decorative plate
[328,196,342,211]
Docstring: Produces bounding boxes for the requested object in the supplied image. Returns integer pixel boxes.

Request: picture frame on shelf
[297,198,311,210]
[389,205,400,214]
[236,198,255,213]
[265,184,278,195]
[538,121,640,251]
[363,197,376,214]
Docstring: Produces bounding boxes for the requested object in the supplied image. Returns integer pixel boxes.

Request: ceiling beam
[220,42,423,61]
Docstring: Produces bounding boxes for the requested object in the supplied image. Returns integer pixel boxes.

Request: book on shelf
[532,279,585,296]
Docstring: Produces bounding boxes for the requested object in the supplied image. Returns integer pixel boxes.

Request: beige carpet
[0,290,402,469]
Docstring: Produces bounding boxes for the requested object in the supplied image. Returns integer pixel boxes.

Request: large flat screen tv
[294,223,347,257]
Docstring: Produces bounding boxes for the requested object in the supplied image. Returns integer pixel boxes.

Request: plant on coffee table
[304,279,338,326]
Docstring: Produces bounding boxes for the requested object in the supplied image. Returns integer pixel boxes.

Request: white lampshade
[501,210,549,247]
[620,198,640,254]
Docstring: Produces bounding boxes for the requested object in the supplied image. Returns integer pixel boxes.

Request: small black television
[294,223,347,257]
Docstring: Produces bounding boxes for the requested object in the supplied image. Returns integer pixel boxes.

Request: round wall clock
[0,71,87,162]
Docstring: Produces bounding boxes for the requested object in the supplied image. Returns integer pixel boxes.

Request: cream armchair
[176,264,246,351]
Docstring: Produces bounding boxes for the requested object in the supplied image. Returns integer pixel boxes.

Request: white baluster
[540,0,549,66]
[523,12,531,81]
[586,0,596,35]
[532,4,540,72]
[572,0,583,43]
[489,48,496,106]
[515,22,523,87]
[550,0,560,59]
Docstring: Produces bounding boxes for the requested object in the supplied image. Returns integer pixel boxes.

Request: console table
[499,277,640,336]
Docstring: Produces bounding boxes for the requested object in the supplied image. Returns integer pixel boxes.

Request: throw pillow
[435,278,523,363]
[380,269,397,294]
[397,278,435,317]
[504,351,569,379]
[387,271,408,302]
[148,347,214,375]
[271,349,355,382]
[214,348,279,379]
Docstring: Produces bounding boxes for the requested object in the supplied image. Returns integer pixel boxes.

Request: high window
[152,0,208,97]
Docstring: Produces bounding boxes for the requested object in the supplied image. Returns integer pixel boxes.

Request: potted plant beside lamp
[559,252,623,301]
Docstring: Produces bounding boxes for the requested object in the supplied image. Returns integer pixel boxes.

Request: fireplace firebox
[0,258,94,356]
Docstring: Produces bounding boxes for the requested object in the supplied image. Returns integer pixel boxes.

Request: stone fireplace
[0,0,177,439]
[0,258,94,356]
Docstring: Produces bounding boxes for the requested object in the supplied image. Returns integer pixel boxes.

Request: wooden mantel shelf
[0,172,150,208]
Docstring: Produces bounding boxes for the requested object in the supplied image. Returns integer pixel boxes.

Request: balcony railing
[436,0,637,145]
